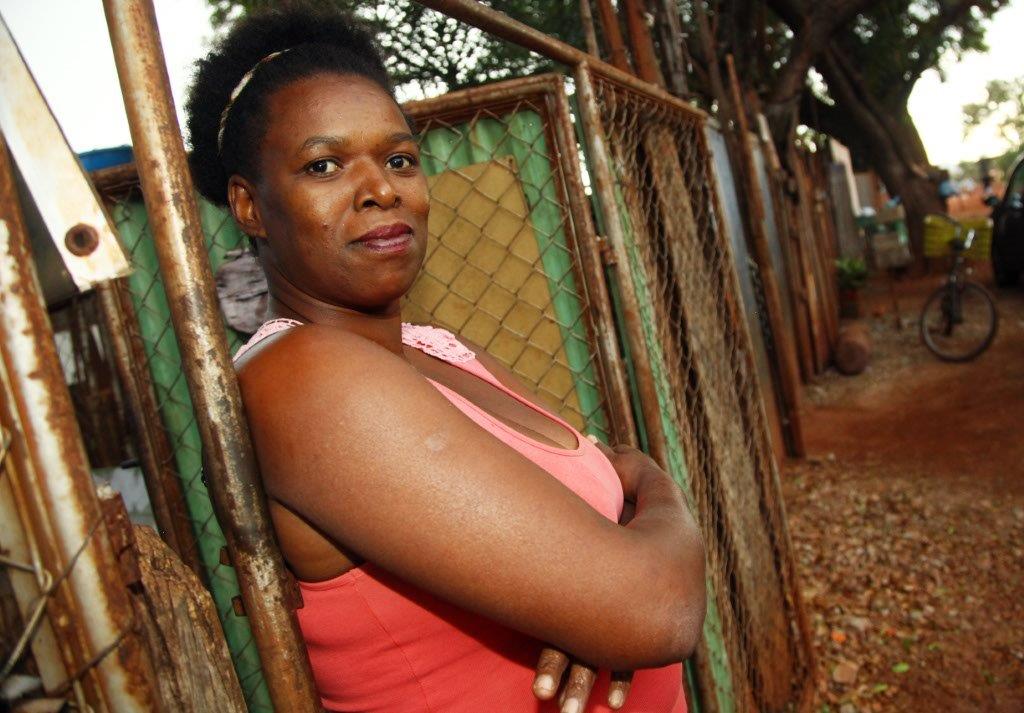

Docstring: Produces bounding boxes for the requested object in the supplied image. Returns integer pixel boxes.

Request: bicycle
[919,215,998,362]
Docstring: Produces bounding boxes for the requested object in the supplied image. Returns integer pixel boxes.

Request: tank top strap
[233,318,303,361]
[235,320,497,384]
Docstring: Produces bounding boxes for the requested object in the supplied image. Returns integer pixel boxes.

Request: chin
[356,278,418,312]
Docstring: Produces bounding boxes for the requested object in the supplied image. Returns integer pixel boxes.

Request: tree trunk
[807,50,943,269]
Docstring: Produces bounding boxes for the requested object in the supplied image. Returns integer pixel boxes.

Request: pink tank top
[236,320,686,713]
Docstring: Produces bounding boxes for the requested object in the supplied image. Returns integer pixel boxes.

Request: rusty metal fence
[576,65,814,712]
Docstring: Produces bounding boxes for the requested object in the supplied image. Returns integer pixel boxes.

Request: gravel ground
[781,275,1024,712]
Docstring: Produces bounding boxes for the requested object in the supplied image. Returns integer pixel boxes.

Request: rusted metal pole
[579,0,601,57]
[622,0,664,86]
[544,77,639,447]
[0,15,131,291]
[95,279,203,576]
[404,72,565,116]
[101,1,320,710]
[572,64,667,467]
[0,430,86,707]
[756,114,815,381]
[412,0,706,121]
[0,135,159,712]
[725,55,805,457]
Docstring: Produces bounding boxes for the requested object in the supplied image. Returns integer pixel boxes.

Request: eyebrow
[387,132,417,145]
[296,132,417,154]
[298,135,346,153]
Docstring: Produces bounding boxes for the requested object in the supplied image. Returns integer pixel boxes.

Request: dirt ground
[782,269,1024,712]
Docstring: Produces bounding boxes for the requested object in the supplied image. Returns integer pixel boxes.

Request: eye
[386,154,418,170]
[306,158,340,176]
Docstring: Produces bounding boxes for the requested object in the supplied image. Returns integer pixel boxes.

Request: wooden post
[755,114,815,381]
[579,0,600,57]
[622,0,664,86]
[788,148,829,373]
[593,0,634,73]
[652,0,690,97]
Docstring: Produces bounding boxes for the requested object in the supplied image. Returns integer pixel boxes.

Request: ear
[227,175,267,240]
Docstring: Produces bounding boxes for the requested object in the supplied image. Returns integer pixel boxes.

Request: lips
[353,222,414,255]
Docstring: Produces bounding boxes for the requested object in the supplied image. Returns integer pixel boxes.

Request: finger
[532,647,569,700]
[558,662,597,713]
[608,671,635,709]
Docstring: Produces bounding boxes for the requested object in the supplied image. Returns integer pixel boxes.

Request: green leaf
[892,661,911,674]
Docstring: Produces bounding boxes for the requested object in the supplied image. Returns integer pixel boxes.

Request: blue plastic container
[78,145,134,172]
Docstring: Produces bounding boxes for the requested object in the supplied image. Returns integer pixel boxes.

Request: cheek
[405,176,431,222]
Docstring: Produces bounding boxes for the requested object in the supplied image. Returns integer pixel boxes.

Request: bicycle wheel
[920,281,998,362]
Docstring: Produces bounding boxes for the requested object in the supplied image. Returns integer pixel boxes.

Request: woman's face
[241,73,429,312]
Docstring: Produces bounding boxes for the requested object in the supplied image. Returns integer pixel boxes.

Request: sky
[0,0,1020,169]
[907,0,1024,167]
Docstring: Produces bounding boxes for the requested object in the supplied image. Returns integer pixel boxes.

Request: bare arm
[239,326,705,670]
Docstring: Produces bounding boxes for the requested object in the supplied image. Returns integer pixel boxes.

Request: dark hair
[185,5,392,206]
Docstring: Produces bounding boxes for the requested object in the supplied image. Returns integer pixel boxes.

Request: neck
[263,260,405,358]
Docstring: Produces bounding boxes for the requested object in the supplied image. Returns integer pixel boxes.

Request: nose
[352,160,398,211]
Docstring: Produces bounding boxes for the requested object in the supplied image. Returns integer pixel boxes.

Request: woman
[185,6,705,712]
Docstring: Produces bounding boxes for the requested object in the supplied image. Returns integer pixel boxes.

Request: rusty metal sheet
[0,133,159,710]
[0,14,130,291]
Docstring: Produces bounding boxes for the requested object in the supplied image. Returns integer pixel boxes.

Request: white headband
[216,49,290,153]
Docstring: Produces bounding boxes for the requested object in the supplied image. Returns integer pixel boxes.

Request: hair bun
[185,5,390,207]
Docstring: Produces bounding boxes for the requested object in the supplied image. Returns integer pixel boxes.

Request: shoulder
[237,324,418,407]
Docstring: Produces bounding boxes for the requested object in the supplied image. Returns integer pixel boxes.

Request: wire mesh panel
[105,193,273,711]
[584,70,813,712]
[405,77,620,442]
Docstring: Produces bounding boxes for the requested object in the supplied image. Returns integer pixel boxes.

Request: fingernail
[586,434,599,443]
[534,674,555,697]
[562,699,580,713]
[609,689,625,708]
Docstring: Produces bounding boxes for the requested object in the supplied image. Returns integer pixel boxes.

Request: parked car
[991,152,1024,286]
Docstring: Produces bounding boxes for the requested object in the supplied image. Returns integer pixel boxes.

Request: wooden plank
[754,116,815,382]
[788,148,829,373]
[98,488,247,713]
[724,56,805,457]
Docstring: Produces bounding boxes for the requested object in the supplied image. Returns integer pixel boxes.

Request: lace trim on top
[234,319,476,364]
[400,323,475,363]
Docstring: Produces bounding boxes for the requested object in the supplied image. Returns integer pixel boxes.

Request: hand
[532,646,634,711]
[588,437,662,501]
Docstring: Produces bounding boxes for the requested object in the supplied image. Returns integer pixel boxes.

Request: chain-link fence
[405,83,614,441]
[583,69,813,712]
[101,190,274,711]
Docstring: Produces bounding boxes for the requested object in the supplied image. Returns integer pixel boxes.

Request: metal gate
[575,65,814,713]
